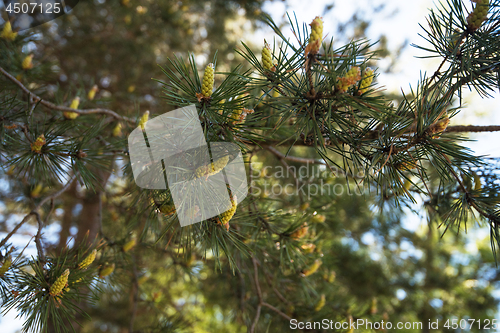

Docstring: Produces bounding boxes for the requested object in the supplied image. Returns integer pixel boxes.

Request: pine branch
[440,151,500,226]
[249,257,262,333]
[0,175,77,249]
[305,55,316,97]
[253,122,500,153]
[446,125,500,133]
[0,214,33,249]
[249,304,261,333]
[261,302,291,321]
[428,30,469,85]
[263,268,293,306]
[32,212,46,263]
[248,256,291,332]
[0,66,135,123]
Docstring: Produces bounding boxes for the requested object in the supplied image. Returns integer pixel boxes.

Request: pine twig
[445,125,500,133]
[438,151,500,226]
[0,175,77,249]
[249,257,291,332]
[249,304,261,333]
[261,302,291,321]
[0,66,135,123]
[32,212,46,263]
[0,214,33,249]
[428,30,469,86]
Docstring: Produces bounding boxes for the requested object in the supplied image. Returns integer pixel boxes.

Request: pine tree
[1,0,500,332]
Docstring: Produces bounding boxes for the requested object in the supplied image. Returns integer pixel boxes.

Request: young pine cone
[49,269,70,296]
[99,263,115,278]
[195,155,230,179]
[31,134,46,154]
[336,66,361,93]
[308,16,323,54]
[0,255,12,276]
[218,195,237,226]
[78,249,97,270]
[22,54,34,70]
[359,67,374,93]
[262,41,275,71]
[467,0,489,31]
[63,97,80,120]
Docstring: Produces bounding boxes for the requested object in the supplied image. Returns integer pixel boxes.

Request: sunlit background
[1,0,500,331]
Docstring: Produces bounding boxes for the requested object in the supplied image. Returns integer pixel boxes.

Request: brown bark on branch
[445,125,500,133]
